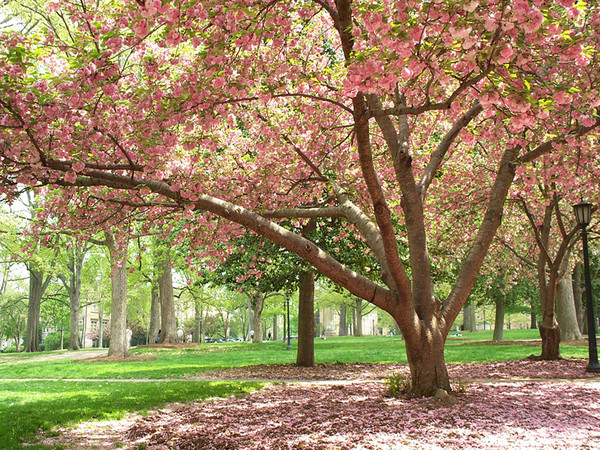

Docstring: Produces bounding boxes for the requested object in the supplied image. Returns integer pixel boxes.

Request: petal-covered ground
[40,359,600,449]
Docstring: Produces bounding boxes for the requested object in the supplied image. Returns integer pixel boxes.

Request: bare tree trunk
[149,283,160,343]
[194,301,202,343]
[573,262,584,333]
[24,268,50,352]
[157,247,177,344]
[297,271,315,367]
[339,304,347,336]
[462,302,476,332]
[252,293,264,343]
[493,295,505,342]
[354,298,363,337]
[272,314,277,341]
[556,274,582,341]
[105,231,129,358]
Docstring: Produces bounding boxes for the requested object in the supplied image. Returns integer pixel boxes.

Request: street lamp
[573,201,600,373]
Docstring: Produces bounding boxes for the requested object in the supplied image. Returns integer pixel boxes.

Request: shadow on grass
[0,380,263,448]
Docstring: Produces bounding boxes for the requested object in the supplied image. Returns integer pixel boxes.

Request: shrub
[43,331,70,351]
[384,373,411,397]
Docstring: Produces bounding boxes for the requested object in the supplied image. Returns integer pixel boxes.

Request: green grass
[0,380,263,449]
[0,330,591,448]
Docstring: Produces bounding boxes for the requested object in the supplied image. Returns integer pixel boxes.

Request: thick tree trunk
[539,325,561,360]
[556,274,582,341]
[272,314,277,341]
[573,262,584,333]
[149,283,160,343]
[67,251,84,351]
[405,323,451,396]
[24,268,48,352]
[530,310,537,329]
[157,247,178,344]
[339,304,347,336]
[354,298,363,337]
[297,271,315,367]
[462,302,476,332]
[252,293,264,343]
[493,295,505,342]
[105,231,129,358]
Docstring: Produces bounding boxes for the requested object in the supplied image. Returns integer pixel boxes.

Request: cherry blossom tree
[2,0,600,394]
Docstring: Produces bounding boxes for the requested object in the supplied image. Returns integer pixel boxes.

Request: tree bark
[354,298,363,337]
[539,325,561,360]
[556,274,582,341]
[297,271,315,367]
[406,322,451,396]
[493,295,505,342]
[573,262,584,333]
[272,314,277,341]
[339,304,347,336]
[462,302,476,332]
[24,267,50,352]
[105,231,129,358]
[149,283,160,343]
[157,247,177,344]
[251,293,264,343]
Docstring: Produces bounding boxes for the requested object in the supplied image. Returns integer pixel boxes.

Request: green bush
[43,331,70,351]
[384,373,411,397]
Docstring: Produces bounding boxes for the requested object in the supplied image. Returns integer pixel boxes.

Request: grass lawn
[0,330,591,448]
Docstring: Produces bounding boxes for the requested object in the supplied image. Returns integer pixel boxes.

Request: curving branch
[419,101,483,199]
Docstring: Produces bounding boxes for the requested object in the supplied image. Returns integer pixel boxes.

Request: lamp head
[573,201,593,227]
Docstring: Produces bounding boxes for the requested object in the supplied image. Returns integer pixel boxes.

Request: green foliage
[42,330,70,351]
[384,373,411,397]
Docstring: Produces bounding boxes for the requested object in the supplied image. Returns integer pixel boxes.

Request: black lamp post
[286,293,292,351]
[573,201,600,373]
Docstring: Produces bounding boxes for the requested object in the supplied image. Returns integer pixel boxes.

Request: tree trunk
[493,295,505,342]
[339,304,347,336]
[556,274,582,341]
[272,314,277,341]
[105,231,129,358]
[67,250,84,351]
[297,271,315,367]
[405,323,451,396]
[462,302,476,332]
[354,298,363,337]
[539,325,561,360]
[194,301,202,343]
[530,310,537,329]
[98,307,104,348]
[157,247,177,344]
[252,293,264,343]
[149,283,160,343]
[573,262,584,333]
[24,268,48,352]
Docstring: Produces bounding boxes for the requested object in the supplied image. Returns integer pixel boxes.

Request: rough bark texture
[149,283,160,343]
[493,296,505,342]
[339,304,347,336]
[157,247,177,344]
[572,262,584,333]
[539,325,561,360]
[105,231,129,358]
[251,293,264,343]
[24,268,49,352]
[354,298,363,337]
[406,323,451,396]
[556,274,582,341]
[297,271,315,367]
[462,302,476,332]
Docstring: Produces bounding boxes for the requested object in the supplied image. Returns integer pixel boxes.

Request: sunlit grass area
[0,331,591,447]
